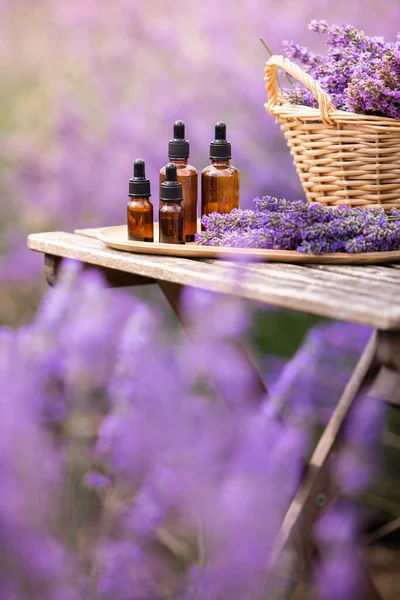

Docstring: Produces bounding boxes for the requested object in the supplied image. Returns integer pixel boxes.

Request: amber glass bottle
[160,121,198,242]
[159,163,185,244]
[127,159,154,242]
[201,122,240,228]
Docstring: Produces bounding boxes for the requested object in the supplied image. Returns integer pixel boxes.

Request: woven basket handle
[265,55,336,125]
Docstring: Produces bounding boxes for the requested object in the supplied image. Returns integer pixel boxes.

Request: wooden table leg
[44,254,155,288]
[157,280,268,405]
[269,331,383,599]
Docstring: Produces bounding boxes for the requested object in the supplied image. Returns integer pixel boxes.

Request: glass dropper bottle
[201,122,240,227]
[160,121,198,242]
[159,163,185,244]
[127,159,154,242]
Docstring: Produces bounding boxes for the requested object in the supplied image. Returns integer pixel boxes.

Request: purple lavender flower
[334,391,385,493]
[284,21,400,120]
[313,504,372,600]
[314,548,365,600]
[96,540,172,600]
[84,472,111,490]
[309,20,330,35]
[0,333,80,599]
[282,40,323,72]
[198,196,400,254]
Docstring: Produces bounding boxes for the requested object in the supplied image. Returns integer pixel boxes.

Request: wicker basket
[264,55,400,211]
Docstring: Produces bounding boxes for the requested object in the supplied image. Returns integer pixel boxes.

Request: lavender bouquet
[196,196,400,254]
[283,21,400,120]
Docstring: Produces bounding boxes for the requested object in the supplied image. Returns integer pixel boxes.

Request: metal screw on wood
[316,493,327,507]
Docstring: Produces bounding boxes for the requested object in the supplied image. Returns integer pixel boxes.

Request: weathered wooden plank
[27,231,400,330]
[236,261,400,303]
[306,263,400,284]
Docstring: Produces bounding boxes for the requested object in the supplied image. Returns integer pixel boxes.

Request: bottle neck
[211,159,230,166]
[128,195,151,202]
[168,158,188,166]
[160,198,182,204]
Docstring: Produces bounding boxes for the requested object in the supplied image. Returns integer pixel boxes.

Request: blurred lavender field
[0,262,393,599]
[1,0,400,307]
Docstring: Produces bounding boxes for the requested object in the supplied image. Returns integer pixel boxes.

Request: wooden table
[28,226,400,599]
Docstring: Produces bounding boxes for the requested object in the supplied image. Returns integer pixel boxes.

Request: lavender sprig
[196,196,400,254]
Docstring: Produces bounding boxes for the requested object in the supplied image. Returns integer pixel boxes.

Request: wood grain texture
[96,224,400,265]
[27,231,400,330]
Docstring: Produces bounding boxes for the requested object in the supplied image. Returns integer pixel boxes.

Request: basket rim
[265,100,400,128]
[264,56,400,128]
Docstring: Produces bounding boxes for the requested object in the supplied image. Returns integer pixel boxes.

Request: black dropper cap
[160,163,183,202]
[129,159,151,198]
[209,121,232,160]
[168,121,190,160]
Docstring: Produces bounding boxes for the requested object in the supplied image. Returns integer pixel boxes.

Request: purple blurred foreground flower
[314,503,373,600]
[268,320,372,423]
[334,390,385,494]
[0,261,388,598]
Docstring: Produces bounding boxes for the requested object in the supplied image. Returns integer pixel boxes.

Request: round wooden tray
[97,225,400,264]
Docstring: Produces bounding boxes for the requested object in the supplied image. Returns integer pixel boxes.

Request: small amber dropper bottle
[159,163,185,244]
[201,122,240,227]
[160,121,198,242]
[127,159,154,242]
